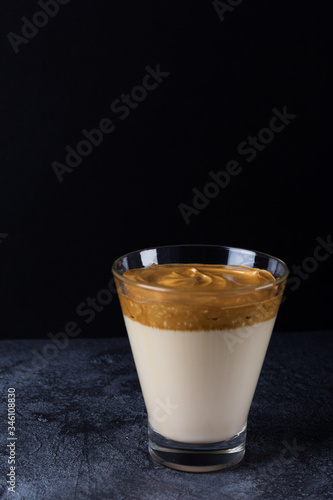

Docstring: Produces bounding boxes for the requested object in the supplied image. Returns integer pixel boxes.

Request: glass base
[148,422,246,472]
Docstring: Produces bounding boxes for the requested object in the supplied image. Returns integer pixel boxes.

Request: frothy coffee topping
[123,263,274,291]
[117,264,285,331]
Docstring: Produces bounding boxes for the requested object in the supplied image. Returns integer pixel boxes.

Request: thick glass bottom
[148,422,246,472]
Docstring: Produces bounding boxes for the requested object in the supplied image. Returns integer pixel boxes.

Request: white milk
[124,316,276,443]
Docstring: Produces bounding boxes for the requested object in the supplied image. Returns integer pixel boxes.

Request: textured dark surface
[0,331,332,500]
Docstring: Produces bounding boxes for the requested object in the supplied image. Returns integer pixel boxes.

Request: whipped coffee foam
[119,263,282,331]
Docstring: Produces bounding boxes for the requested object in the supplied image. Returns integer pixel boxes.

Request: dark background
[0,0,332,340]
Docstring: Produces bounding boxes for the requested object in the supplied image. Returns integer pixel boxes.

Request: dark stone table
[0,331,332,500]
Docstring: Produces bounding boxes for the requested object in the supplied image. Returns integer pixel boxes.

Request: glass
[112,245,288,472]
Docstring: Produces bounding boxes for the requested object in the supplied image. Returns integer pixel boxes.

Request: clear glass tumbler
[112,245,288,472]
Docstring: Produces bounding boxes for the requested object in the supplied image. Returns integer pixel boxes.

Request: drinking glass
[112,245,288,472]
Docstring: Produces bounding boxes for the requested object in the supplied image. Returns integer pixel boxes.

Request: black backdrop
[1,0,332,340]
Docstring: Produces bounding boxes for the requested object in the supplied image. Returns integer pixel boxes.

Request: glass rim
[112,244,289,295]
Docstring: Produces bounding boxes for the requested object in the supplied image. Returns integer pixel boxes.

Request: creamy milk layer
[125,316,276,443]
[117,263,284,443]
